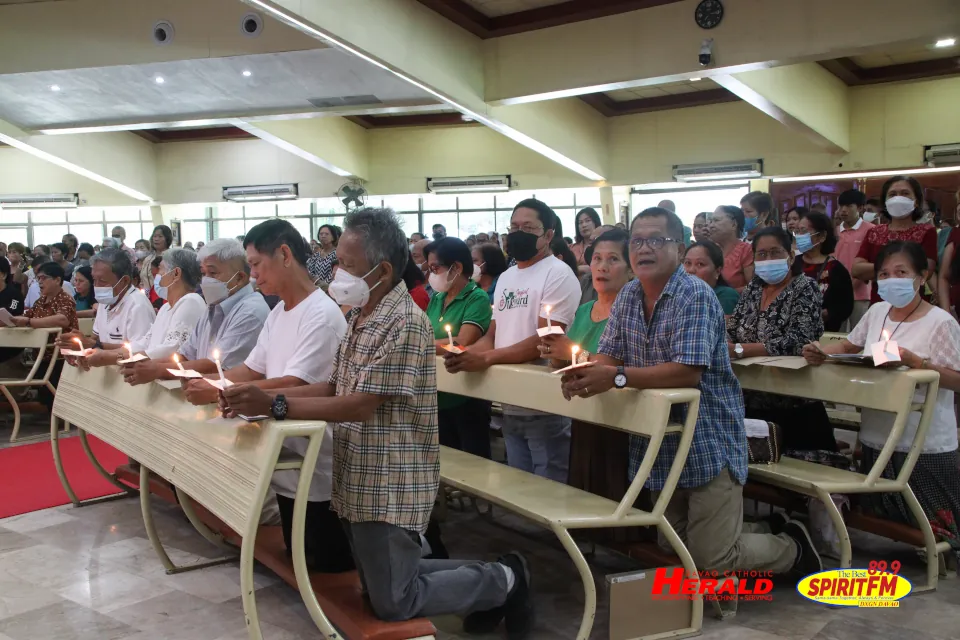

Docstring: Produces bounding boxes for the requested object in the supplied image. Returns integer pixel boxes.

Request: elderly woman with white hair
[124,247,205,362]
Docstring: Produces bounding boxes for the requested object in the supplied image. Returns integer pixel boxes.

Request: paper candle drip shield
[871,329,901,367]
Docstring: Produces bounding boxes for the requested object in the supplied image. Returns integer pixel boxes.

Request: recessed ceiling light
[690,77,702,82]
[935,38,956,48]
[50,84,61,92]
[154,76,165,84]
[242,70,252,77]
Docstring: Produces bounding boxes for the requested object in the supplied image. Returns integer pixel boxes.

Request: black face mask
[506,230,541,262]
[432,232,445,240]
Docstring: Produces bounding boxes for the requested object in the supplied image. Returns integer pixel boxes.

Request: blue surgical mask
[743,216,758,234]
[755,259,790,285]
[794,233,815,254]
[153,274,168,300]
[877,277,919,308]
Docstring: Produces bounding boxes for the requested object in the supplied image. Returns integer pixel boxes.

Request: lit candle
[882,329,891,353]
[73,337,84,353]
[124,342,132,360]
[445,324,454,347]
[173,353,185,371]
[139,288,146,296]
[212,348,225,385]
[571,344,580,364]
[544,304,552,329]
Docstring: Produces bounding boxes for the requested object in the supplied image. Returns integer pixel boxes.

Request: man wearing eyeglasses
[560,206,820,579]
[444,198,581,483]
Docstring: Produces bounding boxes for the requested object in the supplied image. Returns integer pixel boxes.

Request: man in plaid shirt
[225,208,534,638]
[560,206,822,578]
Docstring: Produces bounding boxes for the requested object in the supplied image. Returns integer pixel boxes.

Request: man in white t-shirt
[182,219,351,572]
[445,198,581,482]
[57,247,156,369]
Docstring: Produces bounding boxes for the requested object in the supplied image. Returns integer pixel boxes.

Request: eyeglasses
[755,249,790,260]
[629,236,680,251]
[507,224,544,235]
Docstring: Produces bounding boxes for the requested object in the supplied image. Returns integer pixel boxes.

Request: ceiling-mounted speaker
[152,20,175,46]
[240,13,263,37]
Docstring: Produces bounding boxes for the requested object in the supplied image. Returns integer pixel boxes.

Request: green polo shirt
[426,281,492,410]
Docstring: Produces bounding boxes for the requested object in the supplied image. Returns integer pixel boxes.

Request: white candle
[882,329,891,354]
[545,304,552,329]
[445,324,454,347]
[173,354,185,371]
[571,345,580,363]
[212,348,225,384]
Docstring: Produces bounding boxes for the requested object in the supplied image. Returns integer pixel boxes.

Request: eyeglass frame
[628,236,682,251]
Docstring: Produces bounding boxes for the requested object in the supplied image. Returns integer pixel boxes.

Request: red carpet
[0,436,128,519]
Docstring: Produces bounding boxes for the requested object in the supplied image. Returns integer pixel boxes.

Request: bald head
[658,200,676,213]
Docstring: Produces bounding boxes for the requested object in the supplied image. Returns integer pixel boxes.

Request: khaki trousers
[652,469,796,574]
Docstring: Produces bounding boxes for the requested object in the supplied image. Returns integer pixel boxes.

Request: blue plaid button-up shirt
[597,267,747,490]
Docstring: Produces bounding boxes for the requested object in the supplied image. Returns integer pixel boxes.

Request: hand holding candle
[173,354,185,370]
[125,342,132,360]
[871,329,901,366]
[445,324,454,348]
[544,304,552,329]
[213,348,226,384]
[571,344,580,364]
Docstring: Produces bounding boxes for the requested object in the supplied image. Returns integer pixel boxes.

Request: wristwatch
[734,343,744,359]
[271,394,288,420]
[613,366,628,389]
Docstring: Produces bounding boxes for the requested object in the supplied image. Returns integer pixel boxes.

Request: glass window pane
[32,224,69,247]
[182,221,209,245]
[69,223,105,246]
[315,198,344,216]
[313,215,345,234]
[0,227,28,245]
[534,188,576,208]
[30,210,68,223]
[458,211,496,239]
[395,213,419,237]
[382,194,420,212]
[137,223,154,244]
[499,192,534,210]
[243,202,277,219]
[287,216,312,241]
[422,212,458,237]
[571,188,602,208]
[554,209,577,240]
[68,208,104,223]
[213,203,244,219]
[215,219,246,240]
[496,211,513,235]
[630,186,749,229]
[158,204,206,221]
[422,194,458,211]
[277,200,311,218]
[457,193,495,210]
[0,211,28,224]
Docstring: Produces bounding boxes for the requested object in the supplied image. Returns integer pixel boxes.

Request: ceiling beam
[580,88,740,117]
[346,113,476,129]
[414,0,683,39]
[132,126,256,143]
[819,56,960,86]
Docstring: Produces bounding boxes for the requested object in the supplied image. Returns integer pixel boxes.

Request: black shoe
[463,552,533,638]
[783,520,822,576]
[765,511,790,535]
[424,518,449,560]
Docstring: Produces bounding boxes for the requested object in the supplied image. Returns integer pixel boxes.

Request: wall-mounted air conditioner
[925,143,960,167]
[426,175,511,194]
[673,160,763,182]
[0,193,79,208]
[222,183,298,202]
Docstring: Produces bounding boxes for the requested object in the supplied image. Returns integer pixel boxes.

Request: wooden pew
[734,358,947,591]
[437,358,703,640]
[51,366,436,640]
[0,326,61,442]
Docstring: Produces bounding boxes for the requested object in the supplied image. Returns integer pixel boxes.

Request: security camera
[699,38,714,67]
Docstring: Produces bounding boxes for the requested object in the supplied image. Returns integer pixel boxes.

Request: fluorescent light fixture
[935,38,956,48]
[771,166,960,183]
[155,76,165,84]
[633,179,749,190]
[50,85,61,92]
[680,171,761,182]
[690,77,702,82]
[241,0,606,182]
[242,70,252,77]
[0,132,154,202]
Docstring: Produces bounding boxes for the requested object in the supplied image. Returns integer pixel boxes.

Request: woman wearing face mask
[140,225,173,305]
[740,191,779,242]
[401,250,430,310]
[121,249,205,369]
[471,242,507,304]
[73,265,98,318]
[307,224,340,285]
[683,240,739,315]
[728,227,836,452]
[794,210,853,332]
[709,205,754,292]
[423,237,494,458]
[804,241,960,565]
[854,176,938,306]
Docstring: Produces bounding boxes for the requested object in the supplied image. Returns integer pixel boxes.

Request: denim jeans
[501,413,572,483]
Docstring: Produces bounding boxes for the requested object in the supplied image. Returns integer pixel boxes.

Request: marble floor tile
[0,544,106,590]
[0,575,64,621]
[104,589,216,631]
[24,515,144,553]
[56,568,175,614]
[0,509,79,534]
[114,597,248,640]
[0,600,136,640]
[0,529,38,557]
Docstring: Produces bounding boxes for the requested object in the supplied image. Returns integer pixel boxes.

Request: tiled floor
[2,495,960,640]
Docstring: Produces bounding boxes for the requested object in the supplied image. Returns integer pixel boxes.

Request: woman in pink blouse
[710,205,754,292]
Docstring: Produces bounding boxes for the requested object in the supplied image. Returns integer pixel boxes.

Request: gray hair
[161,248,201,289]
[198,238,250,274]
[101,237,119,249]
[91,247,134,280]
[111,226,126,240]
[343,207,408,285]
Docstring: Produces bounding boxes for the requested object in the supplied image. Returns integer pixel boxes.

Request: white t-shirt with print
[492,255,581,415]
[92,287,156,346]
[848,302,960,454]
[250,288,348,502]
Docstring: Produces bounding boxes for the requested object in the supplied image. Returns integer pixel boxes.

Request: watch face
[615,373,628,388]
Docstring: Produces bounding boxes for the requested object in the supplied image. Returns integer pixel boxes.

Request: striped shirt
[329,281,439,534]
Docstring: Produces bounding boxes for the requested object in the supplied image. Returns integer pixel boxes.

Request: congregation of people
[3,173,960,638]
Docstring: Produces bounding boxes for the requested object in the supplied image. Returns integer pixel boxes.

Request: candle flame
[544,304,552,313]
[73,337,83,349]
[882,329,891,342]
[571,345,580,359]
[212,348,220,361]
[172,354,179,364]
[444,324,452,333]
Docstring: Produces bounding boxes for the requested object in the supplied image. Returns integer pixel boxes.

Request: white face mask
[328,265,380,307]
[135,250,148,260]
[94,279,125,306]
[428,267,457,293]
[886,196,915,219]
[200,272,240,306]
[471,263,484,282]
[862,211,878,223]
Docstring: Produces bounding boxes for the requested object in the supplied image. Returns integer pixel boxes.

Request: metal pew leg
[901,487,941,592]
[552,524,596,640]
[139,466,236,575]
[78,429,137,496]
[174,487,240,555]
[1,385,21,442]
[657,518,705,636]
[814,488,851,569]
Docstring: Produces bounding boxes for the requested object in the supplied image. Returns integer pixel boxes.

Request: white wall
[0,147,142,206]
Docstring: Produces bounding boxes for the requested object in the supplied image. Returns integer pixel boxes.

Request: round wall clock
[695,0,724,29]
